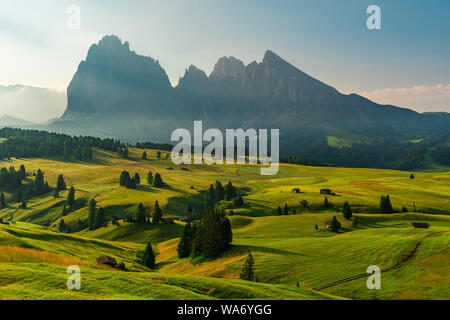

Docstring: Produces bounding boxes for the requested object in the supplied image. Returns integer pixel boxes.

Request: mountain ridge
[45,35,450,167]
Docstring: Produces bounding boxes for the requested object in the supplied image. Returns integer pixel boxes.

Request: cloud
[0,85,66,123]
[360,84,450,113]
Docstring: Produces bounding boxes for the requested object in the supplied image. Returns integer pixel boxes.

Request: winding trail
[312,234,434,291]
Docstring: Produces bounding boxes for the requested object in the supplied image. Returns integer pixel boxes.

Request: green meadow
[0,148,448,300]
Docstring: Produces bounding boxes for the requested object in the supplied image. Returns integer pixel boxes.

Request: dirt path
[312,235,428,291]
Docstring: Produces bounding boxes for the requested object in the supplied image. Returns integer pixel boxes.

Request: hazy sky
[1,0,449,119]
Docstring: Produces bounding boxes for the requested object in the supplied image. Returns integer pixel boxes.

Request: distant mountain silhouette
[58,35,449,159]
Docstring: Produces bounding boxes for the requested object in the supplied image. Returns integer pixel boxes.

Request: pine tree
[95,207,106,229]
[53,188,59,198]
[177,222,193,258]
[277,206,282,215]
[0,192,6,209]
[324,197,330,208]
[19,165,26,179]
[58,219,67,233]
[156,151,161,159]
[88,198,97,230]
[330,216,341,233]
[206,184,216,206]
[127,177,137,189]
[342,201,352,220]
[215,181,225,202]
[67,186,75,209]
[153,173,164,188]
[283,203,289,215]
[240,252,255,281]
[147,171,153,185]
[225,181,237,201]
[134,173,140,186]
[187,204,193,214]
[379,195,394,213]
[152,201,162,224]
[123,148,128,158]
[34,169,46,195]
[20,199,27,209]
[135,203,146,223]
[192,208,232,258]
[15,189,23,203]
[56,174,67,191]
[142,151,147,160]
[120,171,131,186]
[143,242,156,268]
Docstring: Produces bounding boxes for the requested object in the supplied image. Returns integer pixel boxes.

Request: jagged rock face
[63,35,173,120]
[61,35,449,145]
[210,56,245,80]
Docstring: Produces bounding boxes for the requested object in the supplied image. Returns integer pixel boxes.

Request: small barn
[96,256,117,266]
[320,189,332,195]
[292,188,301,193]
[325,221,332,229]
[412,222,430,229]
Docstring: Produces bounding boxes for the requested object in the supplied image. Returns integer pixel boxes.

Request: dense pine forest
[0,128,124,160]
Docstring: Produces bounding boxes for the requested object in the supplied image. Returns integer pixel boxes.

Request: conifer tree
[153,173,164,188]
[206,184,216,206]
[324,197,330,208]
[135,203,146,223]
[58,219,67,233]
[177,222,193,258]
[95,207,106,229]
[342,201,352,220]
[19,165,26,179]
[53,188,59,198]
[240,252,255,281]
[20,199,27,209]
[156,151,161,159]
[56,174,67,191]
[225,181,237,200]
[152,201,162,224]
[0,192,6,209]
[120,171,131,186]
[283,203,289,215]
[67,186,75,209]
[134,173,140,186]
[123,148,129,158]
[142,151,147,160]
[34,169,46,195]
[277,206,282,215]
[147,171,153,185]
[330,216,341,233]
[379,195,394,213]
[215,181,225,202]
[143,242,156,268]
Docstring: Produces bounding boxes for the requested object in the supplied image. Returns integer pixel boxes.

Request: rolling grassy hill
[0,147,448,300]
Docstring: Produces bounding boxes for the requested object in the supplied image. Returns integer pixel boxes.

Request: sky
[0,0,449,121]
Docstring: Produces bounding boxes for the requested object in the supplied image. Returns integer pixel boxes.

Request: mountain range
[3,35,450,168]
